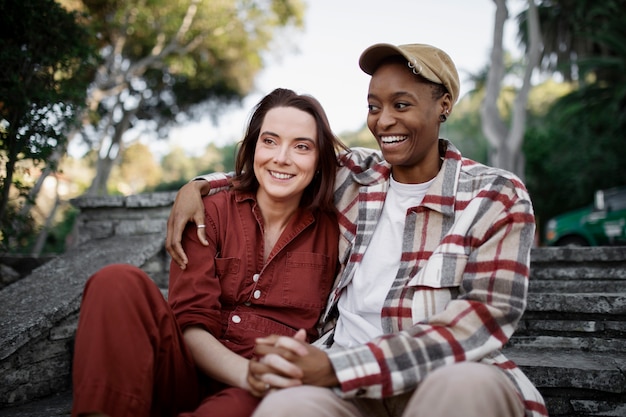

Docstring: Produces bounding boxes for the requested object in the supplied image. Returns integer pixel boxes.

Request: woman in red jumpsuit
[71,88,347,417]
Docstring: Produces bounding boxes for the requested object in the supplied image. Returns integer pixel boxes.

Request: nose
[377,107,396,129]
[273,144,291,164]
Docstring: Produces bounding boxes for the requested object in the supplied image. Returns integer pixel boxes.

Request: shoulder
[337,147,390,186]
[202,190,249,213]
[443,140,529,200]
[459,157,531,202]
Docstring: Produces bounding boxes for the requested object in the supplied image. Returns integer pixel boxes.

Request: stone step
[526,292,626,315]
[507,334,626,352]
[0,390,71,417]
[528,247,626,291]
[515,316,625,336]
[528,279,626,293]
[505,347,626,393]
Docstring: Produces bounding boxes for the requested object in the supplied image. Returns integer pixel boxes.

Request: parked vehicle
[544,186,626,246]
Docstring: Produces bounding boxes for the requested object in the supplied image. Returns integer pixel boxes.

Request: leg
[402,362,525,417]
[180,387,261,417]
[252,386,362,417]
[72,264,199,417]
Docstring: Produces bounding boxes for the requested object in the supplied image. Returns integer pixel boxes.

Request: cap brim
[359,43,407,75]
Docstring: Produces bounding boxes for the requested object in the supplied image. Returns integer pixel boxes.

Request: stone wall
[0,192,176,407]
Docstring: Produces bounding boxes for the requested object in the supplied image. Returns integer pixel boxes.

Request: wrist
[193,178,211,196]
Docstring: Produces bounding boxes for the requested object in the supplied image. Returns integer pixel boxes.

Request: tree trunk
[18,134,73,218]
[86,101,138,196]
[0,135,19,227]
[481,0,542,180]
[31,180,61,256]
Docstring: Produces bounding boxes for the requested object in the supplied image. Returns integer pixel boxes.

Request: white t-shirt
[334,176,434,347]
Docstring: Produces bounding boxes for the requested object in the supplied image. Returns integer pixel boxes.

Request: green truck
[544,186,626,246]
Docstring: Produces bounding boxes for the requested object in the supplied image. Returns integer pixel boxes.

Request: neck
[392,157,442,184]
[256,191,300,229]
[256,191,300,263]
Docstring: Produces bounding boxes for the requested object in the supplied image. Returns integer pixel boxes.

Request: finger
[273,336,309,356]
[260,353,303,379]
[260,372,302,389]
[194,218,209,246]
[248,358,273,397]
[256,335,281,346]
[247,372,270,397]
[165,226,188,269]
[293,328,307,342]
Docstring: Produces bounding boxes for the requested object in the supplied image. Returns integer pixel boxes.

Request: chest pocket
[407,253,467,323]
[215,257,242,302]
[281,252,332,309]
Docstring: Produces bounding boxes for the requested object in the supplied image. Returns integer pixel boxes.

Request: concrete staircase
[0,191,624,416]
[504,246,626,416]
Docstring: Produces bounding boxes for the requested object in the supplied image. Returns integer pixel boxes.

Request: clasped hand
[247,329,339,397]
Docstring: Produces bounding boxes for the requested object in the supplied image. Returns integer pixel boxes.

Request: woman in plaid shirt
[167,43,547,417]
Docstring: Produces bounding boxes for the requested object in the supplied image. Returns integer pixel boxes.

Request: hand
[246,329,307,396]
[247,356,302,397]
[166,180,210,269]
[254,330,339,388]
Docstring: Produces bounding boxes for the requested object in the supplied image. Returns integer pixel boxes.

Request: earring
[439,114,447,123]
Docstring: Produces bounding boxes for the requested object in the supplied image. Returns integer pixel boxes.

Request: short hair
[233,88,348,212]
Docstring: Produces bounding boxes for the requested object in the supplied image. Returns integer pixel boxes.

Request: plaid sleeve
[194,172,233,194]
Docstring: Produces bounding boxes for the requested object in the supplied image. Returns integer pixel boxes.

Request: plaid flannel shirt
[199,139,547,416]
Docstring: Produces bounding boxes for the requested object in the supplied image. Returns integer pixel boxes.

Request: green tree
[522,0,626,236]
[66,0,305,196]
[112,142,162,195]
[0,0,95,251]
[161,146,198,185]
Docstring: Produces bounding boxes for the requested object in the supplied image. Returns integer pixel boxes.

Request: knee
[84,264,153,299]
[408,363,522,416]
[426,362,509,393]
[253,387,334,417]
[253,390,292,417]
[422,362,484,390]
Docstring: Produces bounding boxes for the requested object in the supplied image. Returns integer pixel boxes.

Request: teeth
[270,171,294,180]
[381,135,407,144]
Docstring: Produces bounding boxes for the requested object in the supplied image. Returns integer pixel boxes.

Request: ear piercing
[439,109,449,123]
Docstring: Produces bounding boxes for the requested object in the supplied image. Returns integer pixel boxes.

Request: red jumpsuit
[72,190,339,417]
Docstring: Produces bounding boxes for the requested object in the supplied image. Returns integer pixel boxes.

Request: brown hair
[233,88,347,212]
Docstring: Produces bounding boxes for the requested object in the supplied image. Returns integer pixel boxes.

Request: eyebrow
[367,91,414,100]
[260,131,317,145]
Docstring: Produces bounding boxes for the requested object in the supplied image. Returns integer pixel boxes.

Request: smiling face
[253,106,319,207]
[366,61,451,184]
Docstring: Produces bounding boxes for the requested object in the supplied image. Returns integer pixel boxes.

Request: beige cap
[359,43,460,103]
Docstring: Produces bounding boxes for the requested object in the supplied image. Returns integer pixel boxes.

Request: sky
[164,0,524,156]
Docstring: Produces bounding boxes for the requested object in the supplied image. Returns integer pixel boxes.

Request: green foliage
[0,0,96,251]
[74,0,305,195]
[151,141,239,192]
[7,203,80,255]
[520,0,626,81]
[339,125,377,149]
[523,0,626,237]
[445,91,489,163]
[112,142,163,194]
[81,0,305,131]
